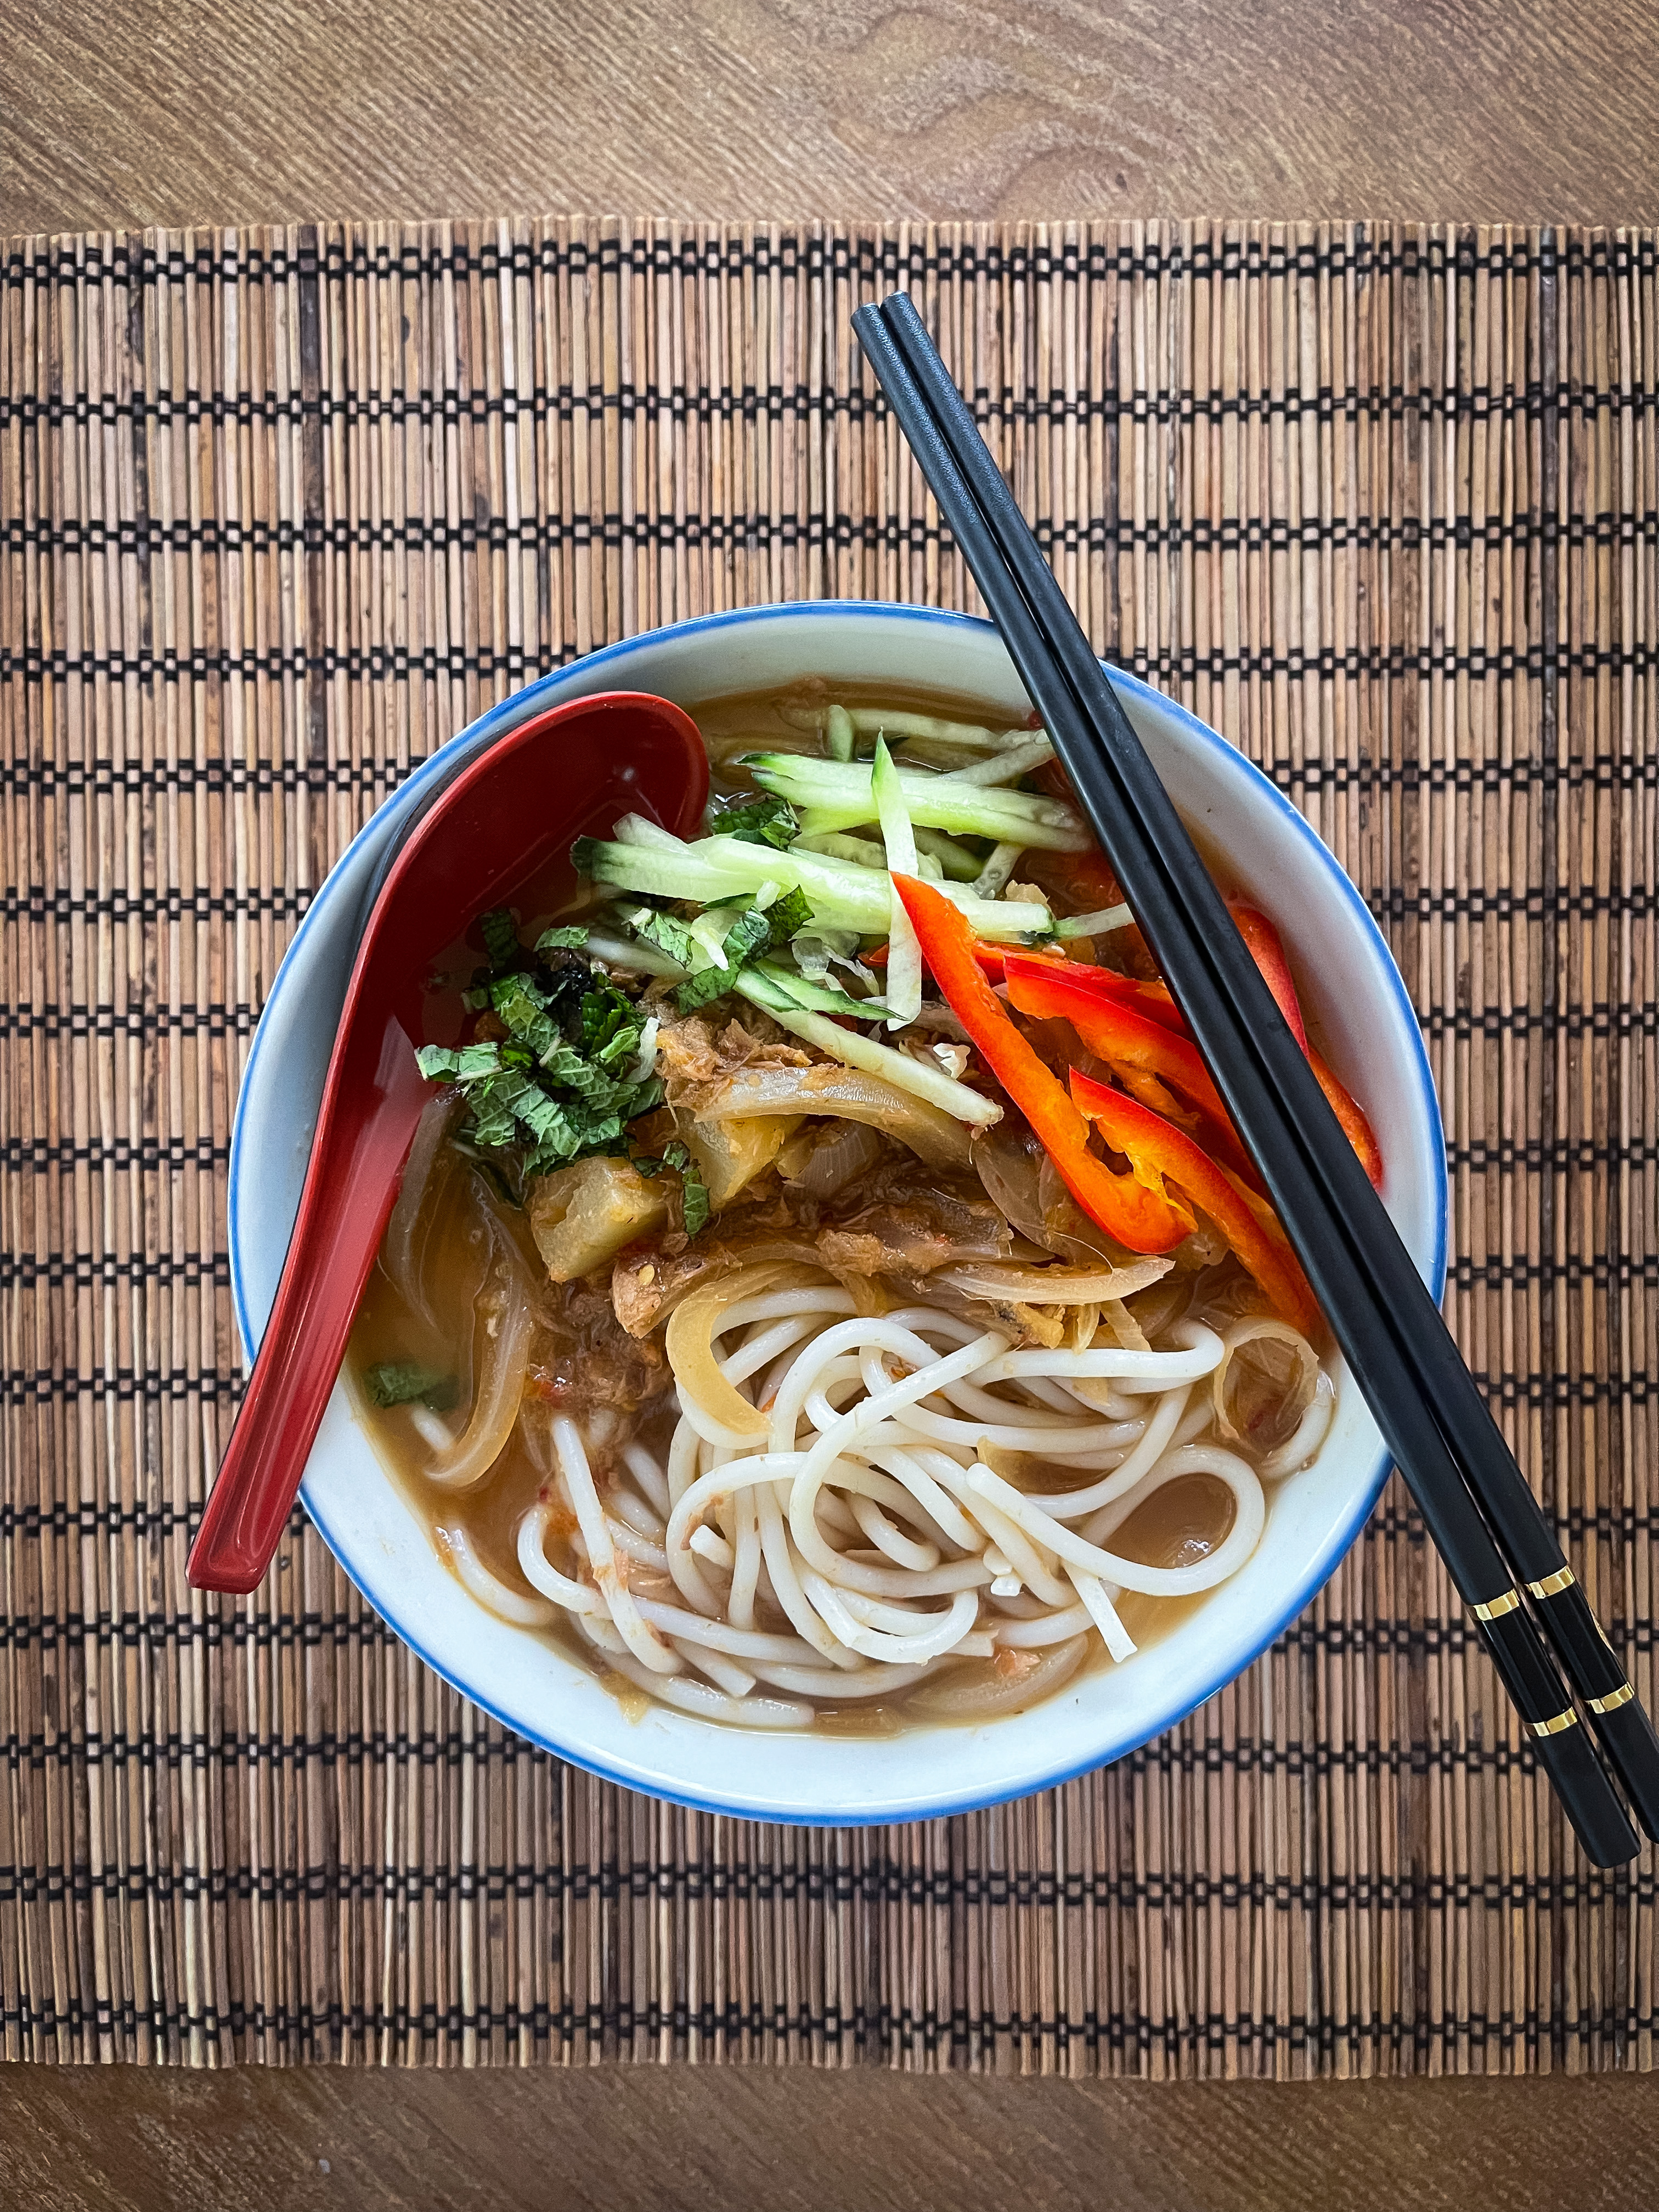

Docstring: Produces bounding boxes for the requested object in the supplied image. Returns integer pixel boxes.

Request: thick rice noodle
[504,1271,1331,1724]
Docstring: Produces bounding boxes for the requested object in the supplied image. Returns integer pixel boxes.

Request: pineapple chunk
[677,1114,802,1211]
[528,1156,670,1281]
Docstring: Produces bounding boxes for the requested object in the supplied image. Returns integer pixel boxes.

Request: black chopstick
[853,292,1652,1866]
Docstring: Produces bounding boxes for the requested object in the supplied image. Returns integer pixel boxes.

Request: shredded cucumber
[742,752,1088,851]
[735,969,1001,1126]
[872,738,923,1030]
[941,736,1056,788]
[1054,904,1133,939]
[780,706,1034,753]
[825,704,855,761]
[611,812,689,853]
[578,919,997,1126]
[751,959,887,1019]
[912,826,984,880]
[578,833,1053,941]
[972,842,1025,899]
[793,831,890,871]
[580,925,689,978]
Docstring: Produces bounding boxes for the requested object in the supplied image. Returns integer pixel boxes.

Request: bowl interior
[230,604,1446,1826]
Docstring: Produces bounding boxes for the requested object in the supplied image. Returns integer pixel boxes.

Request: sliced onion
[665,1262,806,1441]
[780,1118,886,1199]
[1099,1297,1151,1352]
[1211,1316,1319,1452]
[973,1120,1132,1268]
[692,1062,973,1172]
[938,1257,1173,1306]
[972,1119,1047,1244]
[422,1268,533,1489]
[382,1091,457,1323]
[1036,1149,1133,1266]
[1256,1368,1338,1480]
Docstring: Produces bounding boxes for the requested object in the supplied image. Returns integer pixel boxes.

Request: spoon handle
[189,1020,429,1594]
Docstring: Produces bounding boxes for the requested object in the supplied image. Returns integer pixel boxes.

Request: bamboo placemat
[2,218,1656,2075]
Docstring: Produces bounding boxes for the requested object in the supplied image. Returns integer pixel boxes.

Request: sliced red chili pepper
[1041,964,1187,1035]
[892,874,1192,1254]
[1305,1045,1383,1187]
[868,936,1018,981]
[1228,904,1383,1188]
[1002,952,1261,1188]
[1036,911,1383,1187]
[1229,904,1310,1050]
[1069,1068,1322,1338]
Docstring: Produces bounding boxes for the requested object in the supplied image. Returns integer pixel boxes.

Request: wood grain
[0,2063,1651,2210]
[3,0,1657,239]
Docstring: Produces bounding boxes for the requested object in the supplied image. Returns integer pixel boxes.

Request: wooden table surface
[4,3,1656,2205]
[5,0,1658,234]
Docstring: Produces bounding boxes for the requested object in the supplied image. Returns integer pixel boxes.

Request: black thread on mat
[8,228,1659,296]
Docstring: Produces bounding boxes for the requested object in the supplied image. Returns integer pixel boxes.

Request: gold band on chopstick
[1530,1708,1580,1738]
[1588,1684,1635,1716]
[1472,1589,1521,1621]
[1527,1567,1576,1599]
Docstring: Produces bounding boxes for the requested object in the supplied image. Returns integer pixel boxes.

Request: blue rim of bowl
[229,600,1449,1827]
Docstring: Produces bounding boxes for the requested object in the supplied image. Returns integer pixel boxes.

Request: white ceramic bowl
[230,603,1446,1825]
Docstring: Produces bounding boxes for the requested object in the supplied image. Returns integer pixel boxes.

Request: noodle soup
[348,679,1361,1731]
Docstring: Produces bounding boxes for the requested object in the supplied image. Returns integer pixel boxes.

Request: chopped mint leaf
[492,973,557,1059]
[674,966,735,1013]
[364,1359,459,1410]
[542,963,595,1027]
[543,1040,631,1103]
[467,1080,520,1150]
[679,1164,711,1237]
[414,905,663,1177]
[716,794,798,850]
[651,1141,712,1234]
[455,1041,503,1081]
[480,906,520,970]
[669,893,815,1014]
[626,906,696,967]
[536,924,590,951]
[764,887,814,944]
[580,982,638,1058]
[720,905,774,966]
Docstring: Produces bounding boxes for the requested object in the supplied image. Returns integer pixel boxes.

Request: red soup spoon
[189,691,709,1594]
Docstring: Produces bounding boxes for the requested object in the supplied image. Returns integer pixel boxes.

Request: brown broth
[348,675,1301,1733]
